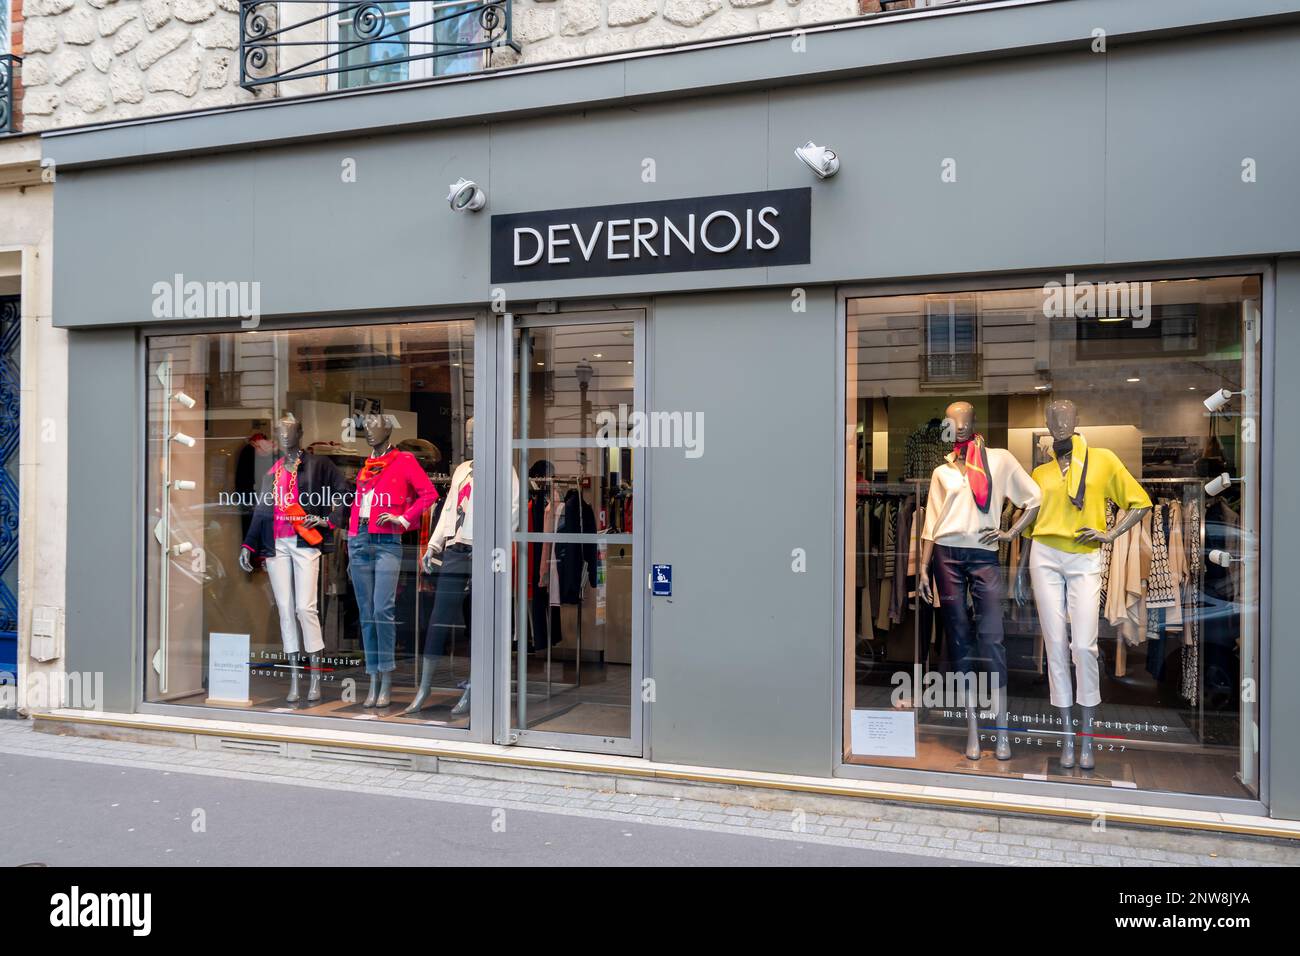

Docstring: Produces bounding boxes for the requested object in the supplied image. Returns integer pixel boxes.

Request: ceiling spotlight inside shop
[172,391,196,409]
[447,177,487,213]
[795,142,840,180]
[1203,387,1237,412]
[171,431,196,447]
[1207,549,1236,568]
[1204,472,1239,497]
[1126,376,1141,383]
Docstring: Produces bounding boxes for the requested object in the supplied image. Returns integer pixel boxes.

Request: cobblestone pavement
[0,720,1291,867]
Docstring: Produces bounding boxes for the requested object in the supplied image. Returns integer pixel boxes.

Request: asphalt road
[0,752,949,867]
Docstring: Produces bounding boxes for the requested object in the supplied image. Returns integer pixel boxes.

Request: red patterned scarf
[357,448,396,485]
[953,434,992,513]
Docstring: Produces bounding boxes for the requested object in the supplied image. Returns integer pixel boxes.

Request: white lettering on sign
[512,205,783,267]
[514,227,544,266]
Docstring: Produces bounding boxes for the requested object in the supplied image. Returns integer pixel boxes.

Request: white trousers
[265,536,325,655]
[1029,542,1103,707]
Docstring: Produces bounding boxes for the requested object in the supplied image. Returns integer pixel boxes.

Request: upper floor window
[241,0,513,90]
[336,2,489,89]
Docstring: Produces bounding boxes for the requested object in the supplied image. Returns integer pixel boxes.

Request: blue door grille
[0,295,19,679]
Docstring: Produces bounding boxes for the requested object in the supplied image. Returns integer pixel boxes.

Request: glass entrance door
[496,311,644,755]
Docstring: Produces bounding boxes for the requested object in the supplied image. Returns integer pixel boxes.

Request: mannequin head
[276,414,303,454]
[361,412,393,451]
[1045,400,1079,442]
[465,416,475,459]
[945,401,976,443]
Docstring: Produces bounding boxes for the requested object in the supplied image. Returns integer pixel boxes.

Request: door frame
[491,306,647,756]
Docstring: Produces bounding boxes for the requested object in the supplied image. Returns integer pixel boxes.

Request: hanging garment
[881,499,897,579]
[1104,507,1151,646]
[889,498,917,624]
[1098,501,1119,610]
[875,577,892,632]
[907,505,924,578]
[997,501,1013,568]
[903,419,948,480]
[1146,504,1177,609]
[1182,500,1202,705]
[1165,500,1186,626]
[555,489,598,605]
[1146,605,1166,680]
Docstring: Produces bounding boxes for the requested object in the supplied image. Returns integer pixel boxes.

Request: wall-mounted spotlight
[173,391,196,409]
[447,177,487,213]
[795,142,840,180]
[170,542,194,557]
[1204,472,1242,497]
[171,431,196,448]
[170,479,196,492]
[1203,388,1241,413]
[1207,549,1236,568]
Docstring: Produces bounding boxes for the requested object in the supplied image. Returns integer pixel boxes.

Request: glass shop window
[843,276,1262,800]
[145,319,479,727]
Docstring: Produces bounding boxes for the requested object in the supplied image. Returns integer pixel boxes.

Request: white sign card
[207,632,251,704]
[850,709,917,758]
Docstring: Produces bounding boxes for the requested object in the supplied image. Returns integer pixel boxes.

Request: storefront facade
[43,1,1300,821]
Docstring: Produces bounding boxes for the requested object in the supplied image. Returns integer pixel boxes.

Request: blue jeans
[933,544,1007,693]
[348,526,404,675]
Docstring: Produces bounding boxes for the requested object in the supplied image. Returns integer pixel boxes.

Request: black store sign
[490,188,811,283]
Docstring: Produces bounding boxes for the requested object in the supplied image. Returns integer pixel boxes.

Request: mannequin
[917,402,1040,761]
[347,412,438,708]
[239,414,344,703]
[404,417,519,717]
[1014,399,1151,770]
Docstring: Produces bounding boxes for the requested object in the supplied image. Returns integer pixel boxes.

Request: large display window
[843,275,1262,799]
[145,319,479,727]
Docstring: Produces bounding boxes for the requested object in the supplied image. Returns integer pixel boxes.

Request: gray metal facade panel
[1104,28,1300,264]
[64,328,139,713]
[55,161,258,327]
[246,128,491,310]
[765,50,1108,286]
[646,288,837,775]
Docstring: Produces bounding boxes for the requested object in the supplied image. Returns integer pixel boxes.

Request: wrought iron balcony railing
[240,1,517,90]
[919,352,982,385]
[1,56,19,135]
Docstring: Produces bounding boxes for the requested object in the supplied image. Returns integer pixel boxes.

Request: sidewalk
[1,719,1294,867]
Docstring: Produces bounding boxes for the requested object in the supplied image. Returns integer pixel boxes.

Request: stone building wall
[13,0,929,131]
[19,0,246,130]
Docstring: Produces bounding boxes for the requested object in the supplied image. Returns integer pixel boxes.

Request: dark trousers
[422,544,472,662]
[933,545,1007,693]
[530,587,563,651]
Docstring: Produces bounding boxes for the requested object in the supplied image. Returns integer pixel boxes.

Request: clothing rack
[1118,476,1211,747]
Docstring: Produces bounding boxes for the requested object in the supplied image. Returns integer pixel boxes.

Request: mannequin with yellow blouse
[1013,400,1151,771]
